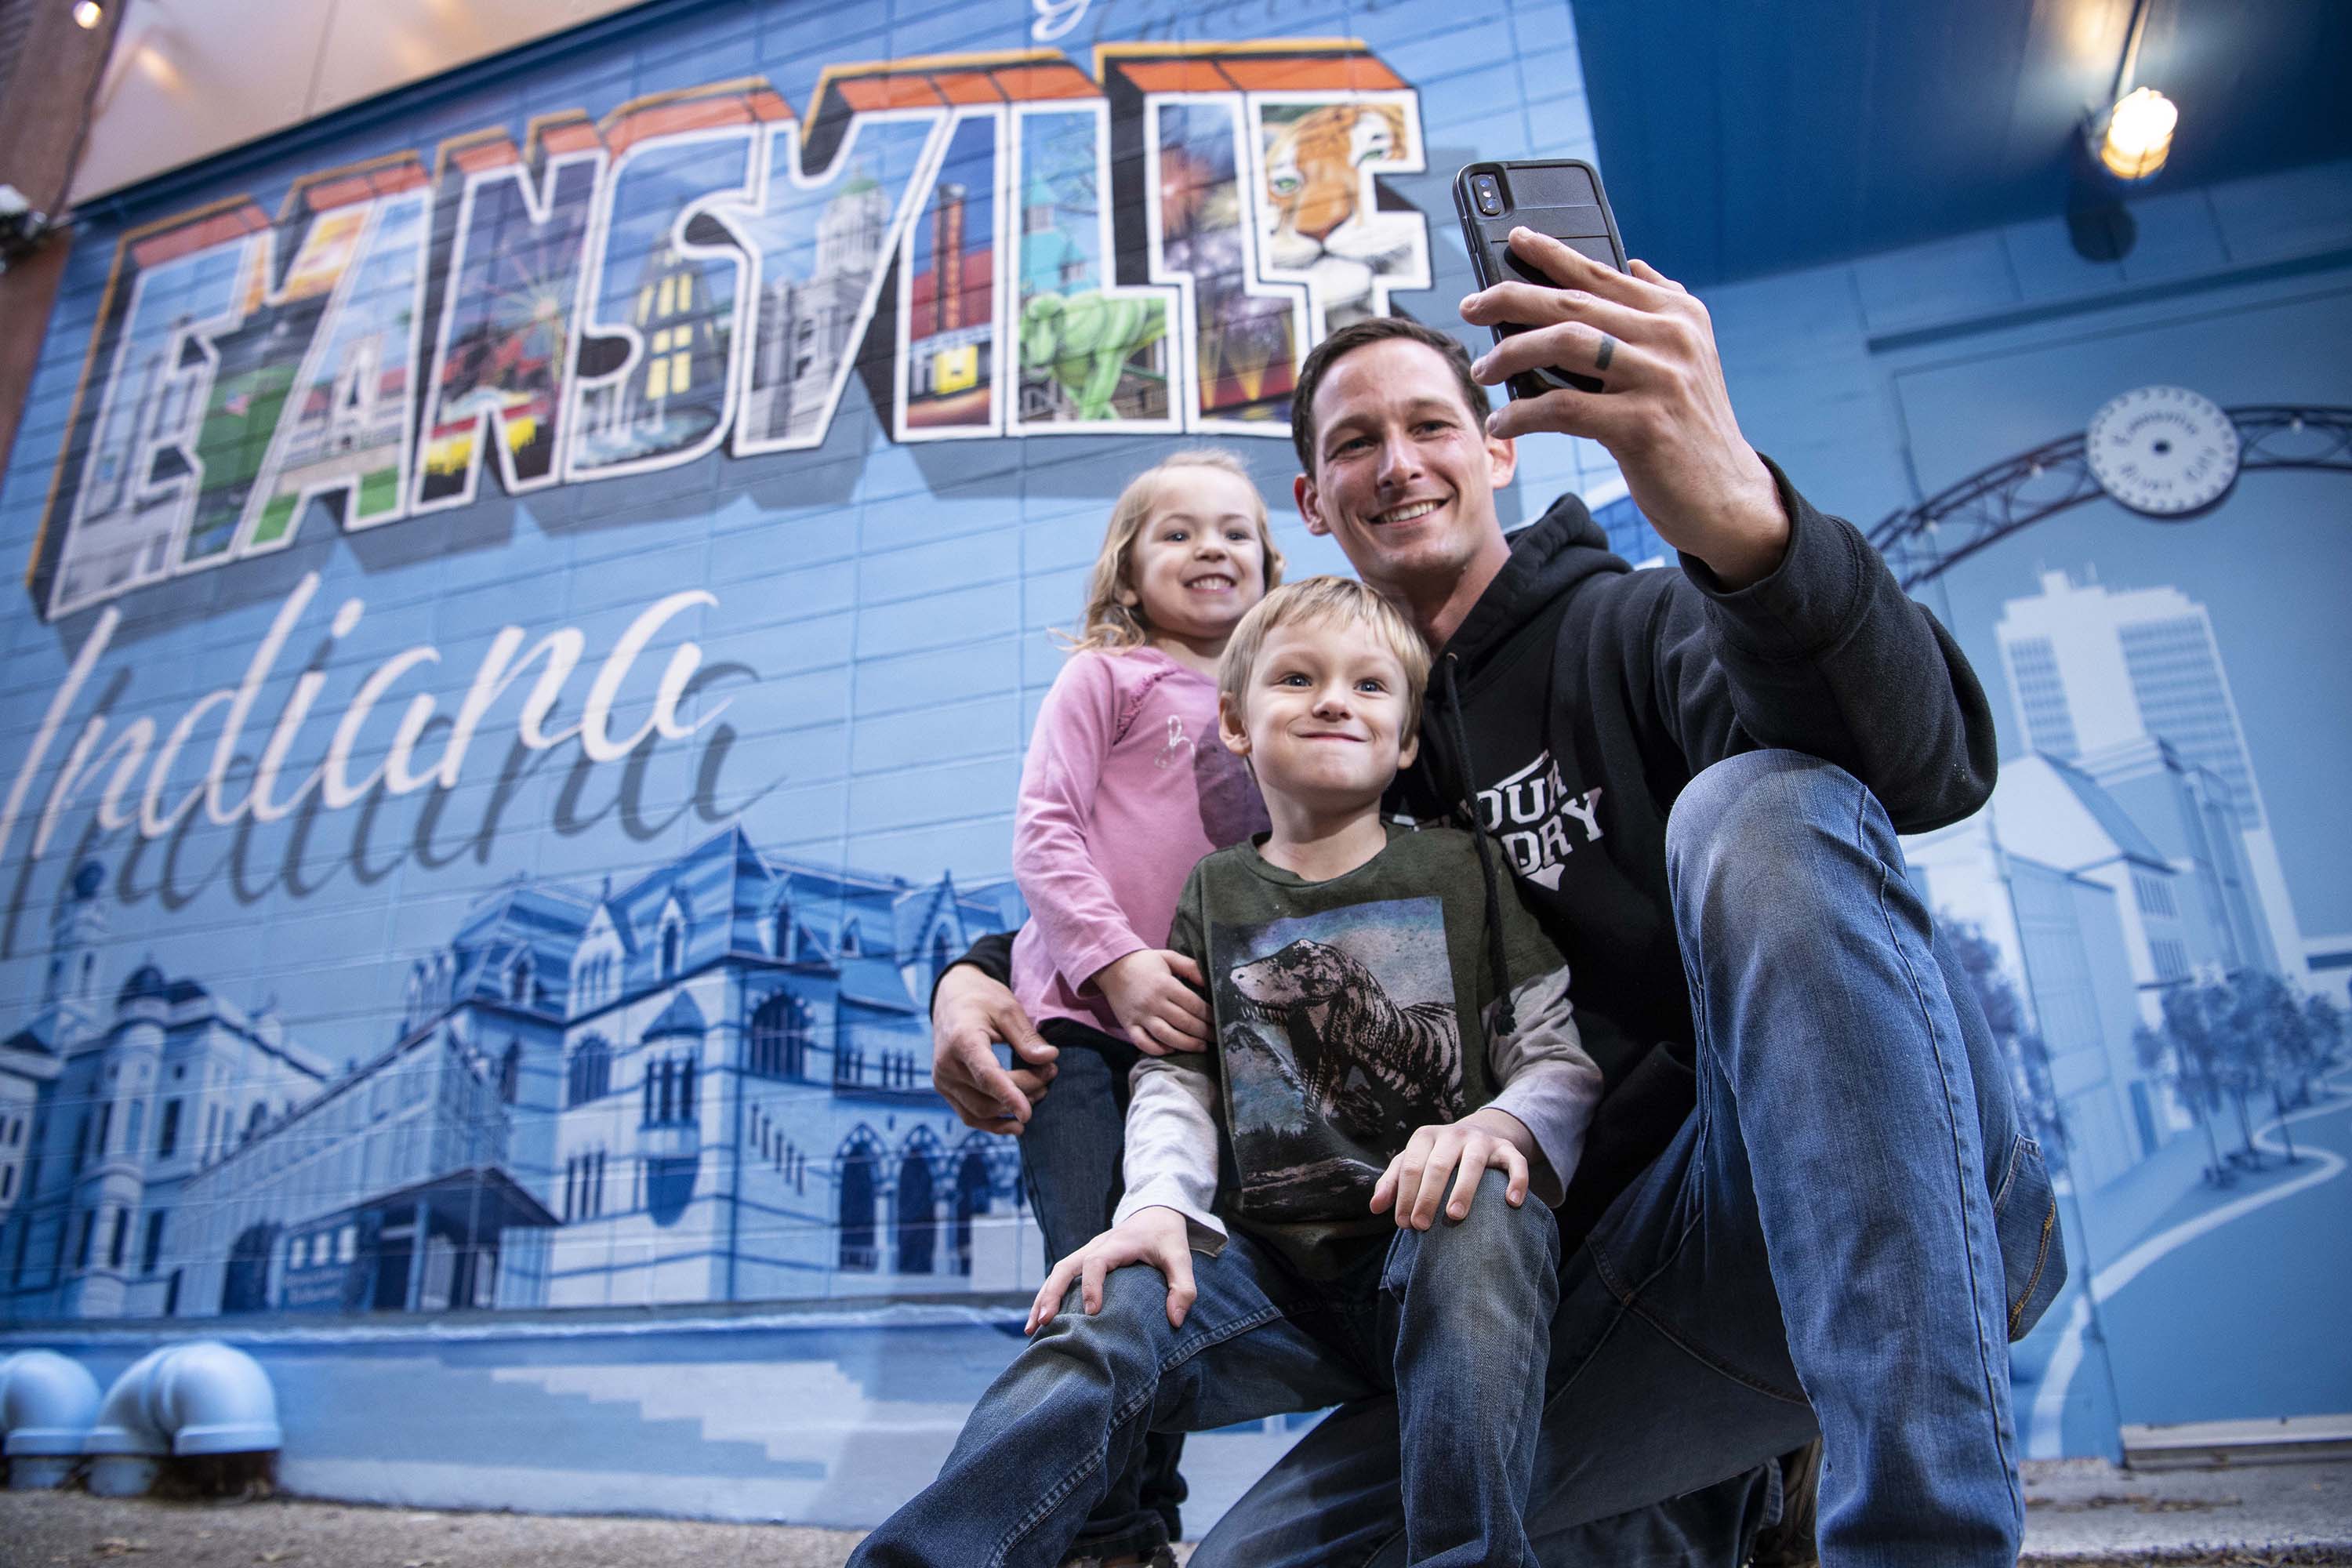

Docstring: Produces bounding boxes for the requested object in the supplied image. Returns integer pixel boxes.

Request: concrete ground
[2,1457,2347,1567]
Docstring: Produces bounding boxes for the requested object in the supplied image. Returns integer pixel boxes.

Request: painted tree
[2136,985,2230,1185]
[1940,917,2068,1173]
[2303,994,2347,1089]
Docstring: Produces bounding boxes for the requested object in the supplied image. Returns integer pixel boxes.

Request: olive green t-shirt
[1163,823,1570,1277]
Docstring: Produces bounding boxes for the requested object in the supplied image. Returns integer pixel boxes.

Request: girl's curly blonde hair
[1060,448,1285,654]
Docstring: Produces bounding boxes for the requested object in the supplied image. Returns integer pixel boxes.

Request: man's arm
[1479,966,1603,1209]
[1648,469,1998,830]
[1461,230,1995,829]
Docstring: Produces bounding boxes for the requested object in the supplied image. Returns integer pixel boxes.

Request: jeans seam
[1991,1134,2022,1214]
[2008,1200,2057,1340]
[992,1300,1293,1566]
[1862,781,2022,1519]
[1588,1240,1810,1406]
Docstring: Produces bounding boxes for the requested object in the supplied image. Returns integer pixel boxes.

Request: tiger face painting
[1258,103,1430,328]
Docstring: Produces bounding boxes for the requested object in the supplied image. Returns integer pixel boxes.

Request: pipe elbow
[2,1350,103,1456]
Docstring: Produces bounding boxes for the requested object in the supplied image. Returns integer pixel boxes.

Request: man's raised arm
[1461,228,1995,829]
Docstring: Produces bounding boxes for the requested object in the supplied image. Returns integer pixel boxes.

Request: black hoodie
[1392,459,1997,1243]
[950,461,1997,1251]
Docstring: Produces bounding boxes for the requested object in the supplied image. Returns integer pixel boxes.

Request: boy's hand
[1026,1207,1199,1333]
[1371,1108,1534,1229]
[1091,949,1213,1055]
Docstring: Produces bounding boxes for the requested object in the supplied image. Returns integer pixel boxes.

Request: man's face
[1294,338,1516,597]
[1220,615,1418,816]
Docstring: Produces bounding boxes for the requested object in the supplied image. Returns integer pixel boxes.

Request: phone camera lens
[1474,175,1502,216]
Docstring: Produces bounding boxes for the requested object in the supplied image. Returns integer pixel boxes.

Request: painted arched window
[953,1142,993,1276]
[661,923,682,979]
[749,992,811,1079]
[896,1151,936,1275]
[838,1133,881,1272]
[772,902,793,961]
[567,1036,612,1106]
[510,951,535,1004]
[896,1130,942,1276]
[930,927,954,974]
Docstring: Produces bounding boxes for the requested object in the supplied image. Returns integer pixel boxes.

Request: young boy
[851,579,1602,1568]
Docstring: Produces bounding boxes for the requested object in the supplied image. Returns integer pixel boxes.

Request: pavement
[2,1457,2347,1567]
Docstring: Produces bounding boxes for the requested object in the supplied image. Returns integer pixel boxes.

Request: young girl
[1005,447,1281,1568]
[1011,447,1283,1062]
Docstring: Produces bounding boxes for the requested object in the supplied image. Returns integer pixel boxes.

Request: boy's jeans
[848,1167,1560,1568]
[1192,752,2067,1567]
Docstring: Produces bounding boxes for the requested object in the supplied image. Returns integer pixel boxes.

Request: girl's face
[1122,466,1270,648]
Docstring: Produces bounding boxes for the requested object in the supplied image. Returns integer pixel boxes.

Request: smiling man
[933,230,2063,1566]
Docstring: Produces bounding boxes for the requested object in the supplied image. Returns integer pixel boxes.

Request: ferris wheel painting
[1870,284,2352,1458]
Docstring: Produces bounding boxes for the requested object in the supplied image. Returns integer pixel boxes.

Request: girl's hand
[1091,949,1213,1054]
[1370,1109,1533,1229]
[1026,1207,1199,1332]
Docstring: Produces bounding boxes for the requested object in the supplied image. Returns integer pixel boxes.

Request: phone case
[1453,158,1627,399]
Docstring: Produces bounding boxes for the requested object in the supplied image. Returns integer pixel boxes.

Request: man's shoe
[1748,1437,1821,1568]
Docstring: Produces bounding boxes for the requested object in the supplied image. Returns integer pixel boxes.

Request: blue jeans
[1021,1018,1192,1561]
[1189,752,2065,1566]
[849,1167,1561,1568]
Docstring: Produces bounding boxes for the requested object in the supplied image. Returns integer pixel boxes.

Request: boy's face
[1220,615,1418,816]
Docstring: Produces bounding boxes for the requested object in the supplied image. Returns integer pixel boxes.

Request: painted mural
[3,0,2339,1518]
[27,45,1431,621]
[0,13,1470,1343]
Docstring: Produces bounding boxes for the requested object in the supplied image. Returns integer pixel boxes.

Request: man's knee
[1664,750,1883,931]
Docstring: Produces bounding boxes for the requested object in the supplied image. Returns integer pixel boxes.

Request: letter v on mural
[27,42,1433,623]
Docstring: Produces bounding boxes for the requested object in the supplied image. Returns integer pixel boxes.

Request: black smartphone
[1452,158,1627,398]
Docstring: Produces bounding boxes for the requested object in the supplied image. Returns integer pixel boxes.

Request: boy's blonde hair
[1218,576,1432,745]
[1062,448,1284,654]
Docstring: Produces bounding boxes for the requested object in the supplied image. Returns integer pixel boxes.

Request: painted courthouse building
[0,832,1030,1322]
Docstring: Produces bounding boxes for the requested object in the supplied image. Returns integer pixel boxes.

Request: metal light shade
[2100,87,2177,180]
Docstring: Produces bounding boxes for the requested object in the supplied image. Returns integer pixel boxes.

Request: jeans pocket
[1991,1134,2065,1341]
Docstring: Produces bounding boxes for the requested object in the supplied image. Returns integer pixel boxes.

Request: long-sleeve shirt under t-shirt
[1116,824,1603,1279]
[1011,646,1269,1043]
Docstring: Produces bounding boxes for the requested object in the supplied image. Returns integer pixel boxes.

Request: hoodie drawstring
[1436,653,1516,1037]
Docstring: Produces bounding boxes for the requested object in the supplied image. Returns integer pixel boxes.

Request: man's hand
[1025,1207,1198,1333]
[1091,949,1213,1055]
[1459,227,1790,589]
[1370,1108,1535,1229]
[931,964,1057,1134]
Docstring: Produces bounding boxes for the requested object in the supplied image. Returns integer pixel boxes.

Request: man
[933,228,2063,1564]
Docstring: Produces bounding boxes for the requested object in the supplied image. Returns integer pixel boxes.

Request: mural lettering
[30,43,1432,620]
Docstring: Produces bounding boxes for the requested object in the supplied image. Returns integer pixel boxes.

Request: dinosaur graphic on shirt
[1229,937,1462,1142]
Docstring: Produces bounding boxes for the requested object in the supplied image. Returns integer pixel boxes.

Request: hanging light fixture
[2090,0,2176,182]
[72,0,104,27]
[2101,86,2177,180]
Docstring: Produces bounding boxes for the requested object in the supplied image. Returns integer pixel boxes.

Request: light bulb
[2100,87,2177,180]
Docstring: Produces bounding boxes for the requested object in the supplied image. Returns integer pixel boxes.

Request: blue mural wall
[2,0,2343,1526]
[0,0,1628,1524]
[1702,161,2352,1459]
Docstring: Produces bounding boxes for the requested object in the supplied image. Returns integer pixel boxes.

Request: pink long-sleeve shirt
[1011,647,1270,1041]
